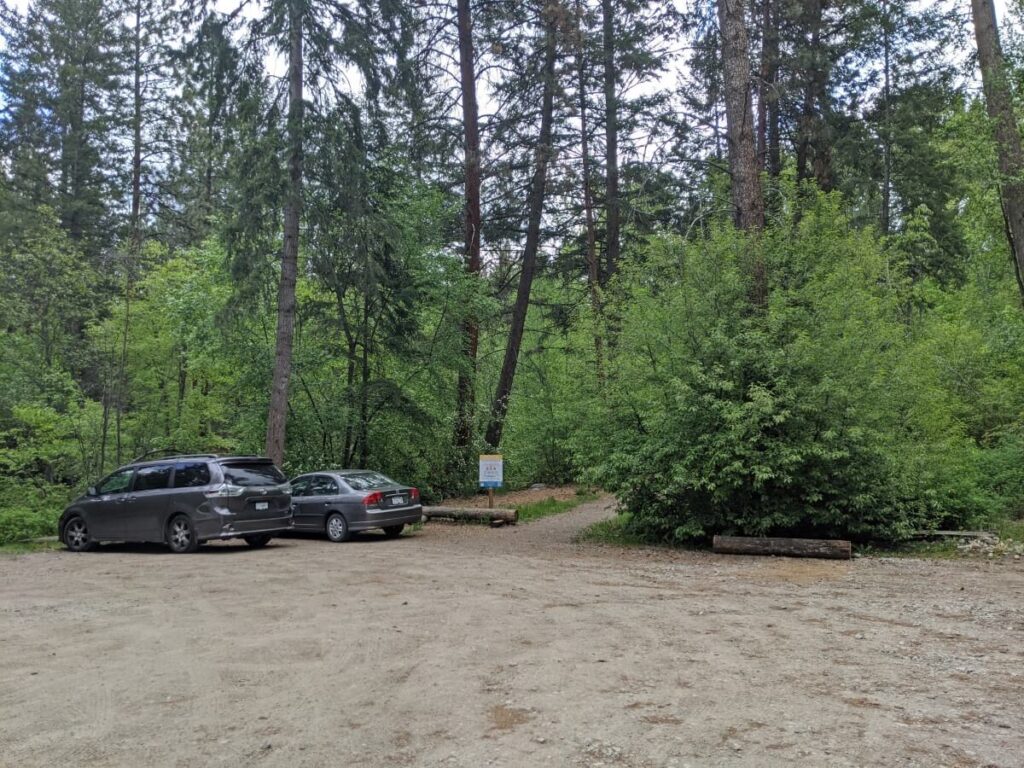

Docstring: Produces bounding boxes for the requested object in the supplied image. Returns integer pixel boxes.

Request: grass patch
[0,539,62,556]
[855,539,962,559]
[992,517,1024,541]
[517,491,599,523]
[577,512,647,546]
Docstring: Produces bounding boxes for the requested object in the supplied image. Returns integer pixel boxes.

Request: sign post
[478,454,503,509]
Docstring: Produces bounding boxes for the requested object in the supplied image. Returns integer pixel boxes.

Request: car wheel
[244,534,272,548]
[325,513,349,543]
[166,515,200,554]
[382,524,404,539]
[62,516,97,552]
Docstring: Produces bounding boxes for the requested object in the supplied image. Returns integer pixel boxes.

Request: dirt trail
[2,496,1022,767]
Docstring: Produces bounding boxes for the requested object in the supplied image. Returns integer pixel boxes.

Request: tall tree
[265,0,304,466]
[756,0,780,179]
[717,0,764,233]
[0,0,125,262]
[484,5,559,449]
[201,0,383,466]
[601,0,620,284]
[970,0,1024,300]
[575,0,605,382]
[453,0,482,453]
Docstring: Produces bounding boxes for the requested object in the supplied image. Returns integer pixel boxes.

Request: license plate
[390,496,404,506]
[255,502,269,511]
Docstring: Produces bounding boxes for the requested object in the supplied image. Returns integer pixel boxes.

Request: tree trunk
[115,0,144,464]
[880,2,892,236]
[576,0,605,384]
[484,12,558,449]
[359,290,370,468]
[601,0,620,285]
[265,0,303,466]
[717,0,766,306]
[757,0,780,179]
[970,0,1024,301]
[718,0,765,233]
[454,0,483,452]
[795,0,833,192]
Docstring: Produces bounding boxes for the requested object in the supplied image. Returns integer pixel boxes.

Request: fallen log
[712,535,851,560]
[423,506,518,525]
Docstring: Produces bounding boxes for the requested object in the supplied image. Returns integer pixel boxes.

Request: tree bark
[454,0,482,451]
[484,12,558,449]
[712,535,852,560]
[115,0,144,464]
[970,0,1024,301]
[794,0,833,192]
[880,3,892,235]
[601,0,620,285]
[757,0,780,179]
[576,0,605,384]
[717,0,766,306]
[266,0,303,466]
[717,0,765,233]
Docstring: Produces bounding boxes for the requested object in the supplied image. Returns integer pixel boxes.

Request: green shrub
[579,204,1005,543]
[0,507,59,545]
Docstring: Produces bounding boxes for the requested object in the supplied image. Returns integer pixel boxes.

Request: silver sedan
[289,470,423,542]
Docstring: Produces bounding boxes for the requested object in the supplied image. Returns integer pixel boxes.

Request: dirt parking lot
[2,497,1022,768]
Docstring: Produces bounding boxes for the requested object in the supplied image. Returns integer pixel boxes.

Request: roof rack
[129,448,219,464]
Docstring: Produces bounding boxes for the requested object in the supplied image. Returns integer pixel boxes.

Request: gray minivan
[59,455,293,553]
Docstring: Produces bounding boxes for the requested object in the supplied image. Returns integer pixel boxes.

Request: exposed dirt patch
[1,496,1022,767]
[487,705,531,732]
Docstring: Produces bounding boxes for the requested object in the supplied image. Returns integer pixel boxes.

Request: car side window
[134,464,172,492]
[290,477,312,497]
[96,468,134,495]
[311,475,338,496]
[172,462,211,488]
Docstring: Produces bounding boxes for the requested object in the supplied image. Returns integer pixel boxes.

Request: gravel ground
[1,497,1022,768]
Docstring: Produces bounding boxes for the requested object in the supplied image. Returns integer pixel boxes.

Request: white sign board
[479,454,503,488]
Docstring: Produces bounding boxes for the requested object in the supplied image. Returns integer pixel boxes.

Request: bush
[0,507,59,545]
[580,204,1005,543]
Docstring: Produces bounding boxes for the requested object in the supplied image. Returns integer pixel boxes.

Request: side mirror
[87,486,98,497]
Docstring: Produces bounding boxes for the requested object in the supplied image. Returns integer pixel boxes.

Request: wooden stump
[712,535,852,560]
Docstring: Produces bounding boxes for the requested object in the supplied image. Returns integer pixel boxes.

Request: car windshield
[339,471,394,491]
[222,462,287,487]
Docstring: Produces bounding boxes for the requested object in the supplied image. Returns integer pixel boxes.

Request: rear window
[339,471,393,491]
[222,462,287,487]
[173,462,211,488]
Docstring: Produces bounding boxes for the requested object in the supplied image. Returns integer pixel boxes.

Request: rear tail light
[204,484,245,498]
[363,491,384,507]
[410,488,420,502]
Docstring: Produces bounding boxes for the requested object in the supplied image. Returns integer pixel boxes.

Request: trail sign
[479,454,503,488]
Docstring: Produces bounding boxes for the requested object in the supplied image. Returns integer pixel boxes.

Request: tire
[382,524,404,539]
[325,513,349,543]
[166,515,200,554]
[62,516,97,552]
[244,534,272,548]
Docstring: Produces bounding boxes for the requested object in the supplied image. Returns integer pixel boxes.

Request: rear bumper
[195,515,294,542]
[349,505,423,531]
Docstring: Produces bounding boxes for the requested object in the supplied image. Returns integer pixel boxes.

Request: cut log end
[712,535,852,560]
